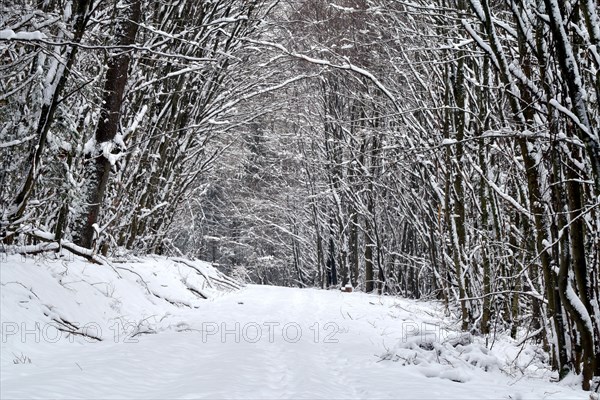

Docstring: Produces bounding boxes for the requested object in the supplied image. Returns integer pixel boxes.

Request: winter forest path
[1,286,586,399]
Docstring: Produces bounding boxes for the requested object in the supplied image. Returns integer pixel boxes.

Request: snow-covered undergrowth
[383,327,499,383]
[380,302,556,385]
[0,253,588,399]
[0,252,239,364]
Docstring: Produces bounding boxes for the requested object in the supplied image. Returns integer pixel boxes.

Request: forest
[1,0,599,391]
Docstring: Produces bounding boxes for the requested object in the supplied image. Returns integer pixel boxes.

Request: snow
[565,284,595,334]
[0,29,15,40]
[64,1,72,21]
[441,138,457,146]
[83,137,96,156]
[207,15,249,26]
[329,3,356,12]
[100,141,121,166]
[123,105,147,139]
[0,29,47,40]
[549,99,591,137]
[0,255,588,399]
[0,134,37,149]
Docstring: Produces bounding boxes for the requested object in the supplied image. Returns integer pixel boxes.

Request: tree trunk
[565,148,597,390]
[78,0,142,248]
[4,0,91,235]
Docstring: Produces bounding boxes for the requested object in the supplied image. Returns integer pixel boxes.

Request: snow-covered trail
[1,285,586,399]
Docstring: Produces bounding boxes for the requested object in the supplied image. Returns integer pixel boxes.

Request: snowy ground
[0,254,588,399]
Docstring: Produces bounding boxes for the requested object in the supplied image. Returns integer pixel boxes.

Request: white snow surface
[0,254,588,399]
[0,29,47,40]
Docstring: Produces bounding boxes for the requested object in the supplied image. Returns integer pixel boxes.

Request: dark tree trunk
[78,0,142,249]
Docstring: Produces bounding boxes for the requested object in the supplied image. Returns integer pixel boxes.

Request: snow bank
[379,300,576,388]
[382,329,499,383]
[0,276,587,399]
[0,252,239,364]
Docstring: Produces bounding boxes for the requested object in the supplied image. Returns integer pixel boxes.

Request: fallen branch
[171,257,241,291]
[17,229,106,265]
[188,287,208,299]
[171,257,215,289]
[51,318,102,342]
